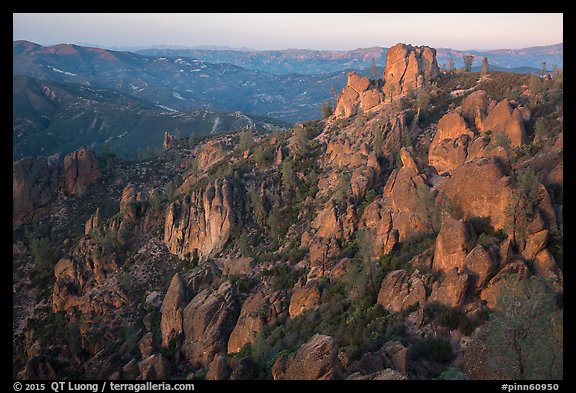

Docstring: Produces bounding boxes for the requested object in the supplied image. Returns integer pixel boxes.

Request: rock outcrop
[377,270,427,312]
[334,72,383,117]
[428,112,475,175]
[273,334,345,380]
[161,273,187,348]
[358,200,398,257]
[481,99,527,147]
[182,281,240,368]
[436,157,514,232]
[428,267,470,309]
[432,214,475,274]
[288,279,321,318]
[63,148,101,196]
[382,43,440,98]
[13,156,60,225]
[382,147,433,240]
[163,131,175,151]
[164,178,237,260]
[227,289,288,355]
[197,140,227,170]
[84,208,101,235]
[479,260,530,310]
[462,245,499,291]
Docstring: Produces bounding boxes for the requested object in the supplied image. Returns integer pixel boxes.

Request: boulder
[138,332,154,359]
[480,260,530,310]
[205,353,230,380]
[288,279,321,318]
[461,90,490,130]
[161,273,187,348]
[429,134,471,175]
[432,214,475,274]
[532,249,563,291]
[436,157,515,232]
[462,245,499,291]
[274,334,345,380]
[428,267,469,309]
[138,354,169,380]
[377,270,427,313]
[182,281,240,368]
[428,112,474,175]
[227,292,267,354]
[358,199,398,257]
[521,229,548,261]
[382,340,408,376]
[481,99,528,146]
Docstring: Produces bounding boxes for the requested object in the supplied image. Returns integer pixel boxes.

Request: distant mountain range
[136,43,563,75]
[13,40,350,123]
[13,75,288,159]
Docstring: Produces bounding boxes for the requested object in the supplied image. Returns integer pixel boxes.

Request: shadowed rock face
[13,156,60,225]
[160,273,187,348]
[382,43,440,98]
[63,148,101,196]
[182,281,240,368]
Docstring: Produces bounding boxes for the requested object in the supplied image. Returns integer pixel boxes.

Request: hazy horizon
[13,13,563,52]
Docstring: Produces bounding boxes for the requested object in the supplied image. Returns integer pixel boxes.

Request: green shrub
[410,335,453,364]
[424,302,474,335]
[229,275,258,292]
[260,265,304,291]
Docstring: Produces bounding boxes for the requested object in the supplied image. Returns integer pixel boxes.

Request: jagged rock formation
[63,148,101,196]
[432,214,476,274]
[197,139,228,170]
[13,42,563,382]
[227,289,288,354]
[334,72,383,117]
[51,239,127,314]
[163,131,175,151]
[164,178,238,260]
[382,43,440,98]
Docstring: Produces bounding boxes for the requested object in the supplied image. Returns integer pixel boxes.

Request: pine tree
[482,57,489,76]
[541,61,547,77]
[463,55,474,72]
[370,58,379,85]
[447,57,455,73]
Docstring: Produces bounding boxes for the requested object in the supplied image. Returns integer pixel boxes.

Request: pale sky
[13,13,563,51]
